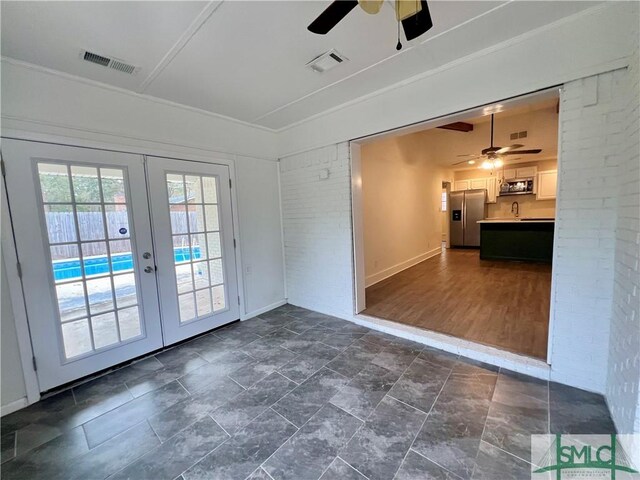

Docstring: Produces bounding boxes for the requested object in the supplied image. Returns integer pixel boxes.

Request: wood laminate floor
[364,248,551,359]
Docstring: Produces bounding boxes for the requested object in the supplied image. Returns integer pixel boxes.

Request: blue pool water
[53,246,202,281]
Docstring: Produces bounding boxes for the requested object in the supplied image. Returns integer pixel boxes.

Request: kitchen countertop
[477,218,555,224]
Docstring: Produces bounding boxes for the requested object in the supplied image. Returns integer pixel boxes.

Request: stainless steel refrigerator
[450,189,487,247]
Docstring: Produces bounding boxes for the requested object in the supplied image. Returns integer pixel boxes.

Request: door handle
[144,266,154,273]
[143,252,152,259]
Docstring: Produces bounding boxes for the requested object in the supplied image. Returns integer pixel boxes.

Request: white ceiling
[1,1,600,130]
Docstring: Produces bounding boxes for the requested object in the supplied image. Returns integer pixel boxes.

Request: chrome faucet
[511,201,519,217]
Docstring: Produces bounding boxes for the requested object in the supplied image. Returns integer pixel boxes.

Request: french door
[2,140,239,391]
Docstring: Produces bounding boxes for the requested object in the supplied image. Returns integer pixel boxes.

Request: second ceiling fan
[453,114,542,169]
[308,0,433,49]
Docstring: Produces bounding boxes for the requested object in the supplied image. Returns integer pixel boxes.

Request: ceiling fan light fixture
[494,159,503,168]
[481,160,493,170]
[358,0,384,14]
[395,0,422,21]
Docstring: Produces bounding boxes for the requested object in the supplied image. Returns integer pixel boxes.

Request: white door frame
[349,87,561,364]
[1,132,247,403]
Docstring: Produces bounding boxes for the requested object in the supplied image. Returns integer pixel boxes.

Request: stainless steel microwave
[499,178,534,196]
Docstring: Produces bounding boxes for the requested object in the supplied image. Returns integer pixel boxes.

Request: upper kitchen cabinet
[537,170,558,200]
[470,177,498,203]
[503,166,538,180]
[454,180,470,191]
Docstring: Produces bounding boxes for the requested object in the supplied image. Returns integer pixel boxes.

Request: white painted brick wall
[279,143,354,318]
[550,68,628,393]
[606,17,640,435]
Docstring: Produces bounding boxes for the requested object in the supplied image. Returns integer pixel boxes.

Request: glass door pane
[147,157,239,346]
[38,163,144,359]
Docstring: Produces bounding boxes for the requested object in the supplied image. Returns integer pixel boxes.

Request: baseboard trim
[1,397,28,417]
[365,247,442,288]
[241,299,287,320]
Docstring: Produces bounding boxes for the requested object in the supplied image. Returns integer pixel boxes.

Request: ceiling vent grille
[306,49,348,73]
[80,50,139,75]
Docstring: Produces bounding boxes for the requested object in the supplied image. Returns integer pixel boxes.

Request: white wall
[279,144,354,319]
[235,156,286,316]
[278,3,633,157]
[0,60,284,411]
[361,133,445,286]
[1,258,27,408]
[606,16,640,436]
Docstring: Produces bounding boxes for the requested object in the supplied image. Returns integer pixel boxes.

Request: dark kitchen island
[477,219,555,263]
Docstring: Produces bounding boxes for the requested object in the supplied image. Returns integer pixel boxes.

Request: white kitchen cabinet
[470,178,487,190]
[503,168,517,180]
[486,177,497,203]
[537,170,558,200]
[516,166,538,178]
[453,180,470,191]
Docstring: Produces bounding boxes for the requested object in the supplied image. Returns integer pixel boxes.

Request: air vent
[80,50,139,75]
[306,49,348,73]
[510,131,528,140]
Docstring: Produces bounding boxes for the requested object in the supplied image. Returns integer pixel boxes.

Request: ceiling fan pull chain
[396,21,402,50]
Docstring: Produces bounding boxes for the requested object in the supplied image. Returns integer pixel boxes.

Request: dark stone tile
[82,380,189,448]
[549,382,615,434]
[450,358,499,377]
[263,403,362,480]
[319,457,367,480]
[126,353,207,397]
[472,441,532,480]
[111,416,228,480]
[336,324,370,335]
[211,372,296,433]
[330,364,401,419]
[226,317,284,337]
[178,351,253,393]
[277,343,341,384]
[1,432,16,464]
[242,329,300,359]
[155,347,205,369]
[388,356,452,413]
[14,422,64,457]
[62,421,160,480]
[2,426,89,480]
[483,373,548,461]
[412,376,495,479]
[325,340,383,378]
[417,347,459,370]
[295,310,338,323]
[283,318,318,334]
[372,344,422,375]
[72,357,163,404]
[32,386,134,435]
[360,331,424,351]
[340,396,426,480]
[395,450,458,480]
[279,329,329,354]
[319,332,367,350]
[247,467,273,479]
[493,370,548,403]
[316,317,350,330]
[229,348,298,388]
[1,390,75,434]
[182,409,297,480]
[257,311,296,328]
[149,376,244,441]
[273,368,350,427]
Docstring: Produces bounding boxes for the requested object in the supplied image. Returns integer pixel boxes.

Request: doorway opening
[351,89,559,361]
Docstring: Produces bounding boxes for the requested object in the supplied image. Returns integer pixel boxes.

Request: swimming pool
[53,246,202,281]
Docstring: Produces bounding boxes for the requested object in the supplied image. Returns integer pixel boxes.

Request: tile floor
[1,304,616,480]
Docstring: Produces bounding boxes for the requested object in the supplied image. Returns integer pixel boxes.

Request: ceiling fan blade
[401,0,433,41]
[502,149,542,155]
[308,0,359,34]
[456,154,476,157]
[496,144,524,154]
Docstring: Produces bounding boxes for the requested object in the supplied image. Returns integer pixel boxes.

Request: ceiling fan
[453,114,542,169]
[308,0,433,50]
